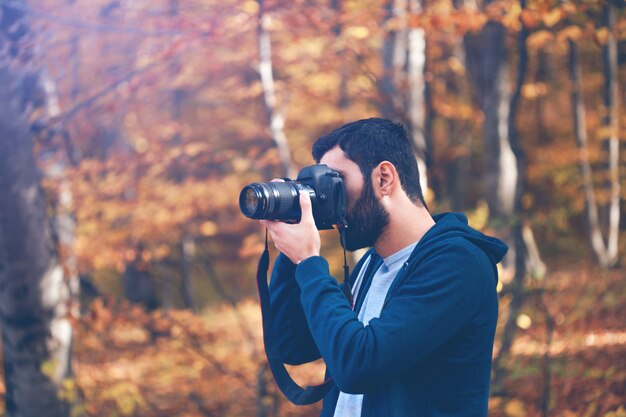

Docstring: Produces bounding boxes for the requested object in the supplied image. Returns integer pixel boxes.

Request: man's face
[319,146,389,251]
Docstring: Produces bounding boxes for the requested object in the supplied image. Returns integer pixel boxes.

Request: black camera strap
[339,224,354,307]
[256,229,335,405]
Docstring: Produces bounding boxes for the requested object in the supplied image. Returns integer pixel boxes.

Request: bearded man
[261,118,508,417]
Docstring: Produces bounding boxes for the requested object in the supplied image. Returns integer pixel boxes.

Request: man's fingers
[299,190,314,223]
[258,191,320,263]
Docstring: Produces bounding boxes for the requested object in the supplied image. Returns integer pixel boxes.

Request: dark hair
[312,118,427,208]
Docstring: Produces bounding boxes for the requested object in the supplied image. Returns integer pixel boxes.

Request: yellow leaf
[467,200,489,230]
[522,82,548,99]
[227,157,248,174]
[345,26,370,40]
[447,56,465,75]
[241,1,259,16]
[527,30,554,49]
[183,142,208,157]
[604,406,626,417]
[516,314,532,330]
[200,221,218,236]
[556,25,582,44]
[520,9,538,29]
[542,8,562,28]
[583,403,599,417]
[560,3,577,16]
[595,27,610,45]
[504,399,526,417]
[132,137,149,154]
[502,7,521,31]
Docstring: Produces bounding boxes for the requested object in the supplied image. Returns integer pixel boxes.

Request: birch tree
[331,0,350,111]
[567,1,621,269]
[0,2,72,415]
[598,1,620,268]
[379,0,429,194]
[257,0,295,179]
[464,18,517,230]
[462,0,546,387]
[256,2,292,414]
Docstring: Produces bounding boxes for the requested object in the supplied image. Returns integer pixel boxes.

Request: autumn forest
[0,0,625,416]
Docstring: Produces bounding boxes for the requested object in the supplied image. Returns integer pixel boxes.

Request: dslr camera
[239,164,347,230]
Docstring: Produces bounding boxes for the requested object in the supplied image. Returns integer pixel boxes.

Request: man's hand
[260,190,321,265]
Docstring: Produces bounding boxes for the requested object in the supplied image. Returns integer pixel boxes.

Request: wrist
[294,256,330,287]
[296,254,318,265]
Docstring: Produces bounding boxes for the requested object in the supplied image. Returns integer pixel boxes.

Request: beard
[342,179,389,251]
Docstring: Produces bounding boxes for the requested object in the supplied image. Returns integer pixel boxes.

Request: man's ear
[374,161,397,196]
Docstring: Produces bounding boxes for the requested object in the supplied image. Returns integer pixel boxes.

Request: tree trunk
[379,0,407,120]
[180,234,196,311]
[568,31,619,269]
[464,20,517,224]
[257,0,295,178]
[534,47,551,145]
[506,0,545,279]
[464,18,521,283]
[444,39,471,210]
[123,248,158,310]
[166,0,196,310]
[406,0,429,194]
[485,9,525,390]
[378,0,429,194]
[465,1,546,389]
[169,0,183,122]
[0,6,72,417]
[256,363,279,417]
[331,0,350,110]
[600,1,620,268]
[37,69,81,323]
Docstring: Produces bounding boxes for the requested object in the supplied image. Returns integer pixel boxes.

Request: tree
[257,0,296,179]
[464,12,517,235]
[0,2,73,416]
[567,1,621,269]
[462,0,546,388]
[331,0,350,111]
[379,0,430,194]
[598,0,621,268]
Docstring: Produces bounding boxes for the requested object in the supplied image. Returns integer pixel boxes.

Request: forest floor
[488,262,626,417]
[0,261,624,417]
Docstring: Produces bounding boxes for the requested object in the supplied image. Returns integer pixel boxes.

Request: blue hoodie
[269,213,508,417]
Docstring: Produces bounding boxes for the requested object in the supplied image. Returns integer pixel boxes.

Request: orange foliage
[5,0,623,413]
[1,264,623,416]
[28,0,624,288]
[70,298,325,417]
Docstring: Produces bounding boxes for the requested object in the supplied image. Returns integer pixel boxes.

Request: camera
[239,164,347,230]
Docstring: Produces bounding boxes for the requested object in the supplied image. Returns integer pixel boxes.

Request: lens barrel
[239,182,309,222]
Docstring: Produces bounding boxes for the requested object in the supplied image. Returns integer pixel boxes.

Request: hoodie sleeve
[294,239,495,394]
[269,253,321,365]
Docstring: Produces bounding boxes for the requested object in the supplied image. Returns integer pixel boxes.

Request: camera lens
[239,182,309,221]
[242,186,262,217]
[239,184,269,218]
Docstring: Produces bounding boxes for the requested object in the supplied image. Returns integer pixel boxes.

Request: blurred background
[0,0,624,416]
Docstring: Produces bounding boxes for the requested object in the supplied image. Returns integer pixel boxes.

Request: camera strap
[338,224,354,307]
[256,229,335,405]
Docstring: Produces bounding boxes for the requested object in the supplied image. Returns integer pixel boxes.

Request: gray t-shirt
[333,242,418,417]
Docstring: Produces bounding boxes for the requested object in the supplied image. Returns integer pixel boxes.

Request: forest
[0,0,624,416]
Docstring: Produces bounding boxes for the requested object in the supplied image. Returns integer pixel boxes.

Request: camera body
[239,164,347,230]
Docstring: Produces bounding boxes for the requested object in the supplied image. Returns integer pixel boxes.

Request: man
[261,118,508,417]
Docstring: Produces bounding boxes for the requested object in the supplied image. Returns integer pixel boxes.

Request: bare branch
[48,61,160,128]
[0,0,213,37]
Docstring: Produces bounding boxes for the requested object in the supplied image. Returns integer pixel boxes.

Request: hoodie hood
[425,212,509,267]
